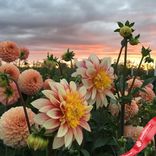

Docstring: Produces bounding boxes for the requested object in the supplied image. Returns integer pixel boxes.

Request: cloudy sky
[0,0,156,61]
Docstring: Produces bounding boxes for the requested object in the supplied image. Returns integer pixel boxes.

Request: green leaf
[125,20,130,26]
[93,136,109,150]
[129,22,135,27]
[114,28,120,32]
[80,149,90,156]
[141,46,151,57]
[131,28,135,32]
[135,34,140,39]
[117,22,123,27]
[141,77,155,88]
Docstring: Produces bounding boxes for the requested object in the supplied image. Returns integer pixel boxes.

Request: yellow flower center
[93,69,112,90]
[64,91,86,128]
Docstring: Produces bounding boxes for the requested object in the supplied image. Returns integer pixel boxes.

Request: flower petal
[31,98,50,109]
[43,119,59,129]
[53,136,64,149]
[101,57,111,68]
[64,129,73,147]
[39,105,53,113]
[57,124,68,137]
[73,126,83,145]
[89,54,99,65]
[79,86,86,97]
[91,88,97,100]
[42,90,54,98]
[70,81,77,92]
[47,108,62,119]
[80,120,91,132]
[106,91,116,100]
[34,113,49,125]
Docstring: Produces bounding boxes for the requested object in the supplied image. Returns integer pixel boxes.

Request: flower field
[0,21,156,156]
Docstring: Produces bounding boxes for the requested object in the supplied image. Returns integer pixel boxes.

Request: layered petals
[72,54,115,108]
[31,79,92,149]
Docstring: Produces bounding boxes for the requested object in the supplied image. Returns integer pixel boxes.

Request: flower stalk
[128,55,144,94]
[9,77,31,133]
[120,38,128,137]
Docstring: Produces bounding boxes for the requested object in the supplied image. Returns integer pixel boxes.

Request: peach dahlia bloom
[0,63,20,80]
[72,54,115,108]
[127,78,143,89]
[0,41,19,62]
[18,69,43,95]
[0,106,34,148]
[125,100,139,120]
[31,79,92,149]
[0,82,19,105]
[140,86,155,102]
[19,47,29,60]
[124,125,143,141]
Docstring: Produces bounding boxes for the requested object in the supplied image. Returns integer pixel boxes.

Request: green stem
[70,60,73,69]
[128,56,144,94]
[10,78,31,133]
[114,45,125,98]
[58,62,63,76]
[120,39,128,137]
[114,45,124,75]
[46,137,53,156]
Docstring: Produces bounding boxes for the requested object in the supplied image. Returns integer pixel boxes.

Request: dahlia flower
[124,125,143,141]
[127,78,143,89]
[43,79,53,90]
[31,79,92,149]
[0,63,20,80]
[127,78,155,102]
[140,86,155,102]
[18,69,43,95]
[19,47,29,60]
[0,41,19,62]
[0,107,34,148]
[72,54,115,108]
[125,100,139,120]
[0,82,19,105]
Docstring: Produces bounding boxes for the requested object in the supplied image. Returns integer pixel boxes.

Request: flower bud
[129,38,139,46]
[119,26,132,38]
[27,134,48,151]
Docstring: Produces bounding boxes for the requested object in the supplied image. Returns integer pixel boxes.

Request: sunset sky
[0,0,156,61]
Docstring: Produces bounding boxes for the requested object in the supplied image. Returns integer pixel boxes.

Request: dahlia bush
[0,21,156,156]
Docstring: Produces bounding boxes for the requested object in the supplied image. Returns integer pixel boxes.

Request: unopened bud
[27,134,48,151]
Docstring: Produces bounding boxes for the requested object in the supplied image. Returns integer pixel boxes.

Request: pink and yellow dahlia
[72,54,115,108]
[0,41,19,62]
[31,79,92,149]
[18,69,43,95]
[0,63,20,80]
[0,82,19,105]
[0,106,34,148]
